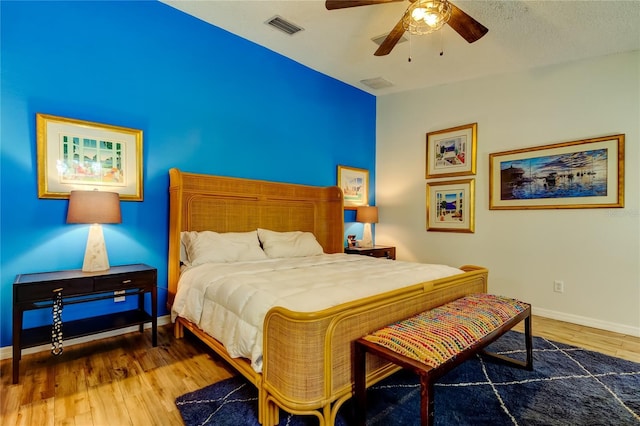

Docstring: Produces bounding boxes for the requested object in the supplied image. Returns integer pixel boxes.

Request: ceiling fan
[325,0,488,56]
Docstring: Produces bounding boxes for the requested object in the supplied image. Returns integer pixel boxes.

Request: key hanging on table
[51,288,63,356]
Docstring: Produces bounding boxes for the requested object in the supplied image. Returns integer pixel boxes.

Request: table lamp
[67,190,121,272]
[356,206,378,248]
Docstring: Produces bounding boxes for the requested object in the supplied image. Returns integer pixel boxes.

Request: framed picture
[489,134,624,210]
[426,179,475,233]
[37,113,143,201]
[426,123,477,178]
[337,165,369,210]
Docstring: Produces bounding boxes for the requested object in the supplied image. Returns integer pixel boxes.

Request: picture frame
[337,165,369,210]
[426,123,477,178]
[37,113,143,201]
[489,134,624,210]
[426,179,475,233]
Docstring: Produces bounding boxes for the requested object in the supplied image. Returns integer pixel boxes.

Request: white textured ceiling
[161,0,640,95]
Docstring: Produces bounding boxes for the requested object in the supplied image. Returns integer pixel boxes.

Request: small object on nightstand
[345,245,396,260]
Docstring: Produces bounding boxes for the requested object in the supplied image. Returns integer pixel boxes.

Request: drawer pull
[122,279,132,284]
[52,288,63,293]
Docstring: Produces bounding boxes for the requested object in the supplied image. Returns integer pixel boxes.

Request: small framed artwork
[337,165,369,210]
[426,179,475,233]
[489,134,624,210]
[426,123,477,178]
[37,113,143,201]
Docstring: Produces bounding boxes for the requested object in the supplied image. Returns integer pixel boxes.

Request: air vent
[371,33,408,46]
[266,15,304,35]
[360,77,394,90]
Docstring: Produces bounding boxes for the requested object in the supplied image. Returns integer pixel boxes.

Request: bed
[167,168,488,426]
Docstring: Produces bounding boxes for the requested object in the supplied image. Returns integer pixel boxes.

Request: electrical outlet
[114,290,126,302]
[553,280,564,293]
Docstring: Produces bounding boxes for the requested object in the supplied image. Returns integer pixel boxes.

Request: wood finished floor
[1,316,638,425]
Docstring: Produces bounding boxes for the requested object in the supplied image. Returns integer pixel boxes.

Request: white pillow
[180,232,190,265]
[182,230,267,265]
[257,228,324,258]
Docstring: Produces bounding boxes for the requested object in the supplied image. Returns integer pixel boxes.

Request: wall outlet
[553,280,564,293]
[114,290,126,302]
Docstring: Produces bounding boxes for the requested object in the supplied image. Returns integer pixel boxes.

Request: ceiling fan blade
[326,0,404,11]
[374,16,406,56]
[447,3,488,43]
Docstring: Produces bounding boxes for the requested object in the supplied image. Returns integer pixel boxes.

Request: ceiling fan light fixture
[403,0,452,35]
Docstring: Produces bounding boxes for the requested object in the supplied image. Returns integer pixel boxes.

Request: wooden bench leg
[356,340,437,426]
[524,313,533,370]
[481,307,534,371]
[354,340,368,426]
[419,374,435,426]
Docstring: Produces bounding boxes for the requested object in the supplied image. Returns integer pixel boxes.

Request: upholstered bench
[354,293,533,426]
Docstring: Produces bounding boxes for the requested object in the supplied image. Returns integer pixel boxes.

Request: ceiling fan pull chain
[439,30,445,56]
[408,33,412,63]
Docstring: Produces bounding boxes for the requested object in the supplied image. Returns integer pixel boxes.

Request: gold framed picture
[426,179,475,233]
[489,134,624,210]
[426,123,477,178]
[37,113,143,201]
[337,165,369,210]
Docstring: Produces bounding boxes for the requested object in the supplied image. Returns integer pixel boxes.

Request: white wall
[376,51,640,336]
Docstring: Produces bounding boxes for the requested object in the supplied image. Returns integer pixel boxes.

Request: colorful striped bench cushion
[361,293,529,369]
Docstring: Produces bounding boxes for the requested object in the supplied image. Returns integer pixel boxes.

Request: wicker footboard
[260,265,488,426]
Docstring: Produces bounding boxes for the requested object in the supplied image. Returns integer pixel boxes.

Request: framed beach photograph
[426,123,477,178]
[426,179,475,233]
[337,165,369,210]
[489,134,624,210]
[37,113,143,201]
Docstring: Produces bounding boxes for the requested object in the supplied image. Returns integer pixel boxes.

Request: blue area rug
[176,331,640,425]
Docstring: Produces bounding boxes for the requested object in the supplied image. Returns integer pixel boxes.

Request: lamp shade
[67,190,122,224]
[67,190,121,272]
[356,206,378,224]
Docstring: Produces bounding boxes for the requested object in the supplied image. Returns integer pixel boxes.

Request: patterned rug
[176,331,640,425]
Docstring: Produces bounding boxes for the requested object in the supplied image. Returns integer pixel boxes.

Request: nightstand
[12,263,157,384]
[345,245,396,260]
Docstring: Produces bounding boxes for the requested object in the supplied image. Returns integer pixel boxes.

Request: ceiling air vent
[266,15,304,35]
[360,77,394,90]
[371,33,407,46]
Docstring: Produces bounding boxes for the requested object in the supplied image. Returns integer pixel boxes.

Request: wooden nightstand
[345,245,396,260]
[12,263,157,384]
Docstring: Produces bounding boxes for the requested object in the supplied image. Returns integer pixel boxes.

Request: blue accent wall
[0,1,375,348]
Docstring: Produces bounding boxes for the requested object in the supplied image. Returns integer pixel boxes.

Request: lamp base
[361,223,374,248]
[82,224,110,272]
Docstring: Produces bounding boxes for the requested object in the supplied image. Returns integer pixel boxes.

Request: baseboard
[533,307,640,337]
[0,315,172,361]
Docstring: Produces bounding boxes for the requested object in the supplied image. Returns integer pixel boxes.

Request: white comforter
[171,253,463,372]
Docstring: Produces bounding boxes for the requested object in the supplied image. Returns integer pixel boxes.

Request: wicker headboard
[167,168,345,307]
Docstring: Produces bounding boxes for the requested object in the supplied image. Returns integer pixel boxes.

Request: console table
[12,263,157,384]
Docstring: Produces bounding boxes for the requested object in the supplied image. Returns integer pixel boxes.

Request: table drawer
[370,248,395,259]
[14,278,93,303]
[93,271,155,292]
